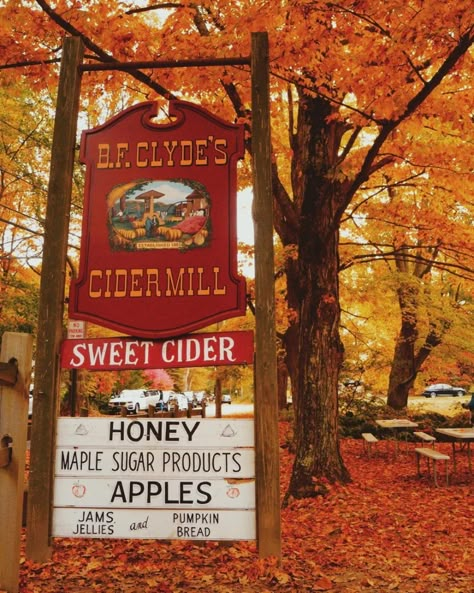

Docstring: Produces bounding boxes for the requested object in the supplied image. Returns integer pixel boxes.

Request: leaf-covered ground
[18,423,473,593]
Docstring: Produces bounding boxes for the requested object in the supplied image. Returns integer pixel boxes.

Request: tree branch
[0,58,60,70]
[35,0,176,99]
[347,26,474,203]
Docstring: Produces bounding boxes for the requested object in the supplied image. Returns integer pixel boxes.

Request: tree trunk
[387,309,452,409]
[284,93,350,501]
[285,226,350,498]
[386,280,420,409]
[386,340,417,409]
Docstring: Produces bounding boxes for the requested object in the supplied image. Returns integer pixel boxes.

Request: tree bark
[386,265,453,409]
[284,93,350,501]
[386,280,419,409]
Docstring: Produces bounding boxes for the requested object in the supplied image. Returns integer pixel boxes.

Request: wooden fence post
[0,332,34,593]
[251,31,281,559]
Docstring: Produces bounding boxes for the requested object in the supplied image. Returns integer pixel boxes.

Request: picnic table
[435,427,474,473]
[375,418,419,455]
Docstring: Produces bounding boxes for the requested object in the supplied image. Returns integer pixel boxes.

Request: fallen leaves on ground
[19,424,474,593]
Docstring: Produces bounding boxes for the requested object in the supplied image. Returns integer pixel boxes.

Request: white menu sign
[53,418,255,541]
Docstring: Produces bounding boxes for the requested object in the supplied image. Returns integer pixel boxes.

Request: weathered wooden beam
[0,332,33,593]
[26,36,84,563]
[80,56,250,72]
[0,359,18,386]
[251,32,281,560]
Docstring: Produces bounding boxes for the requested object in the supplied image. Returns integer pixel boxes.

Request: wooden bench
[415,447,450,486]
[413,431,436,448]
[362,433,379,457]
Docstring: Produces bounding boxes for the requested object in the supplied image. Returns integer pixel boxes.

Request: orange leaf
[313,576,333,590]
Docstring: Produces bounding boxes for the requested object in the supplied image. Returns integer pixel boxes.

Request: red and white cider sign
[69,100,246,338]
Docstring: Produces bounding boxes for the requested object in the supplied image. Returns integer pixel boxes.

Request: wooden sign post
[0,332,33,593]
[26,36,84,562]
[251,32,281,559]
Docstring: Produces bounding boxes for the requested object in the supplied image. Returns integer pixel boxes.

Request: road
[205,402,254,417]
[408,394,470,415]
[206,397,469,418]
[116,396,468,420]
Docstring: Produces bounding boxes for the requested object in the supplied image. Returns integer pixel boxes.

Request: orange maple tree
[0,1,472,499]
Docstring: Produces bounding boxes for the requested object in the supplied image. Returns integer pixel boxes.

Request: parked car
[222,394,232,404]
[422,383,466,398]
[108,388,164,414]
[162,392,188,412]
[194,390,206,405]
[183,391,199,408]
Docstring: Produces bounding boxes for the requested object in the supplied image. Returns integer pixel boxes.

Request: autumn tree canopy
[0,0,472,498]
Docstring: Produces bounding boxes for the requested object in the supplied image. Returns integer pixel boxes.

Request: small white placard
[55,447,255,478]
[67,320,86,339]
[55,417,255,448]
[53,508,256,540]
[53,476,255,509]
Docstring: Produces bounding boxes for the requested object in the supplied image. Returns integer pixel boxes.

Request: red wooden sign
[69,100,246,338]
[60,331,254,371]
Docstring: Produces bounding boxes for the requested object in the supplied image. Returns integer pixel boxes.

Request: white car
[166,392,189,412]
[194,391,206,405]
[183,391,197,407]
[108,389,165,414]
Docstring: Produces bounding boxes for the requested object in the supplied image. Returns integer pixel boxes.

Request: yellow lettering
[197,267,210,296]
[115,143,130,168]
[164,140,178,165]
[146,268,161,296]
[136,142,149,167]
[86,267,229,299]
[114,269,127,297]
[97,144,110,169]
[166,268,185,296]
[214,139,228,164]
[195,139,208,165]
[213,267,226,295]
[104,269,112,298]
[130,269,144,297]
[89,270,102,297]
[150,141,163,166]
[187,268,195,295]
[180,140,193,166]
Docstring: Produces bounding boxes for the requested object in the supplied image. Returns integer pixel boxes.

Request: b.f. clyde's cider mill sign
[60,100,256,543]
[69,100,246,337]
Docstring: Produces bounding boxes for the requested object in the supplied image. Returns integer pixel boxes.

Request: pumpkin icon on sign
[72,481,86,498]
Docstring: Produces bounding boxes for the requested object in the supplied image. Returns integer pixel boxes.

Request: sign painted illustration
[69,101,247,338]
